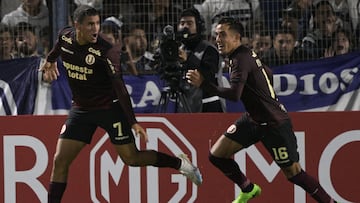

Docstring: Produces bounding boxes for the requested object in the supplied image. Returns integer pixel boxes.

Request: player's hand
[40,61,59,82]
[132,123,148,142]
[186,69,203,87]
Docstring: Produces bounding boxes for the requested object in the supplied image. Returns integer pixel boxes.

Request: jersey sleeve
[46,27,72,62]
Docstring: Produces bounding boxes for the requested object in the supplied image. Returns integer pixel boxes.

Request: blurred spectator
[101,16,123,45]
[100,16,138,75]
[74,0,122,20]
[1,0,49,54]
[117,0,136,22]
[240,28,252,49]
[135,0,182,52]
[301,0,341,58]
[313,0,353,31]
[1,0,22,19]
[324,28,354,57]
[182,0,203,10]
[122,24,156,74]
[39,26,50,56]
[259,0,292,36]
[74,0,103,11]
[1,0,49,32]
[13,22,40,58]
[262,27,307,67]
[249,22,273,58]
[194,0,262,40]
[281,0,313,47]
[348,0,359,43]
[0,23,16,60]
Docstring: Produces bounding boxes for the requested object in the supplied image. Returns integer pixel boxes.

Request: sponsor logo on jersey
[61,35,72,44]
[63,61,93,80]
[85,54,96,65]
[88,47,101,56]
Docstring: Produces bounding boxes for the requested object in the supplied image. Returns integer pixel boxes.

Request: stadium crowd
[0,0,359,71]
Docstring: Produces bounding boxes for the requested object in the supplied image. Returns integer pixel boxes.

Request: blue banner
[1,51,360,115]
[0,57,40,115]
[272,52,360,111]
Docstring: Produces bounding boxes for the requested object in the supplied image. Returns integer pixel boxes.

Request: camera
[154,25,185,92]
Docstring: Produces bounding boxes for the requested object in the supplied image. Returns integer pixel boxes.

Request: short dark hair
[274,27,296,38]
[180,7,205,33]
[73,5,99,23]
[314,0,335,16]
[218,17,244,37]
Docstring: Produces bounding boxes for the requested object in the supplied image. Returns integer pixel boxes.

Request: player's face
[75,15,100,45]
[215,23,240,55]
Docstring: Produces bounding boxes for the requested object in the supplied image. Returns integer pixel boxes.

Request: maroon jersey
[47,27,137,125]
[202,45,289,126]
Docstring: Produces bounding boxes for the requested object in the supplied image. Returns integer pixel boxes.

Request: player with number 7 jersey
[43,5,202,203]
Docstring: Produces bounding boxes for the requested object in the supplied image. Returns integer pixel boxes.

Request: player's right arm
[40,27,71,82]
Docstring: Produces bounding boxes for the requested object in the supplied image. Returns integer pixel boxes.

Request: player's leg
[283,163,337,203]
[262,119,336,203]
[48,138,86,203]
[112,142,202,185]
[48,108,97,203]
[102,103,202,185]
[209,114,262,203]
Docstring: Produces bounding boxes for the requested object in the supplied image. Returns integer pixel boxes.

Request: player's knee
[120,153,139,166]
[281,162,302,179]
[115,145,142,166]
[208,152,222,167]
[53,154,70,169]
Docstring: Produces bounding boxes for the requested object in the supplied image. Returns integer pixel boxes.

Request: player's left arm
[105,45,137,126]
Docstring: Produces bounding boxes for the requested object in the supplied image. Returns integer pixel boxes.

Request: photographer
[177,7,225,112]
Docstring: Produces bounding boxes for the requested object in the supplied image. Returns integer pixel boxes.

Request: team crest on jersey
[85,54,96,65]
[60,124,66,134]
[226,124,237,134]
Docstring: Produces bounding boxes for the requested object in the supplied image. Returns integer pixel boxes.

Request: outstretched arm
[186,69,244,101]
